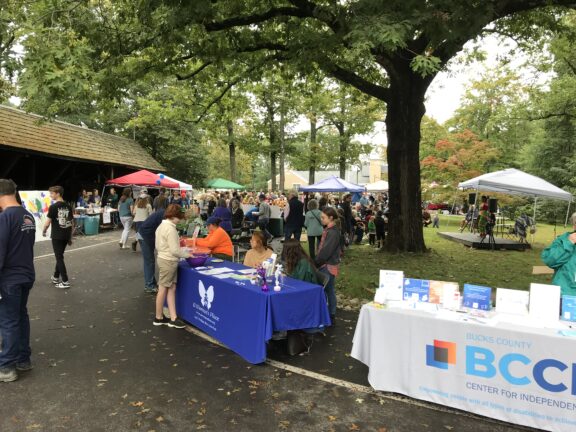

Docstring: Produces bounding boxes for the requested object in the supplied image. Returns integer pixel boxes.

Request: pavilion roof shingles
[0,105,163,171]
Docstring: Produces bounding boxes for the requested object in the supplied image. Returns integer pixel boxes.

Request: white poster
[375,270,404,303]
[529,283,561,323]
[18,191,54,243]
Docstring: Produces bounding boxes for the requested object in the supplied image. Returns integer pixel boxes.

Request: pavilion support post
[565,201,572,227]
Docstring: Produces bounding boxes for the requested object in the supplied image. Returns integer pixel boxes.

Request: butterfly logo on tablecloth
[199,280,215,310]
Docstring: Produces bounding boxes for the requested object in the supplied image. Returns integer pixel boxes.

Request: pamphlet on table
[495,288,529,316]
[561,295,576,322]
[462,284,492,311]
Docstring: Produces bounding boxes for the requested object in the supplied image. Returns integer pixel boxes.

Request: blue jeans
[320,267,337,317]
[139,238,157,290]
[258,218,272,240]
[0,282,33,369]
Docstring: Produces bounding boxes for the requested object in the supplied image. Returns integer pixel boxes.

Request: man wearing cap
[255,194,272,242]
[0,179,36,382]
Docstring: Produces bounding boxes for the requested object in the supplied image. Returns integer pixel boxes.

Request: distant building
[268,158,387,191]
[0,105,163,200]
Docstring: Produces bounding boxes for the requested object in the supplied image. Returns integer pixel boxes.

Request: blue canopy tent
[299,175,366,193]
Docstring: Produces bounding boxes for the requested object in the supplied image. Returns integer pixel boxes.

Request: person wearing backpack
[304,199,323,260]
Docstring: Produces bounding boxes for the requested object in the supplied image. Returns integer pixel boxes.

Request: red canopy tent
[106,170,179,188]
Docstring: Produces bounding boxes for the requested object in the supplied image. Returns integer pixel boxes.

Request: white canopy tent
[161,174,193,191]
[458,168,573,225]
[366,180,389,192]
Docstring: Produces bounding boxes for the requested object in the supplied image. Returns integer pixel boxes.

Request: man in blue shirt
[138,208,165,293]
[0,179,36,382]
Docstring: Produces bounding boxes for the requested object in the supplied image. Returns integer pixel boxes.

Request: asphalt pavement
[0,230,536,432]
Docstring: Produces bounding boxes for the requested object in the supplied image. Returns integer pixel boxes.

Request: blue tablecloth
[176,259,331,364]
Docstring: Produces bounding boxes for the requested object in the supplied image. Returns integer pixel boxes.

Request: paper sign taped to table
[103,211,111,224]
[374,270,404,303]
[495,288,529,316]
[529,283,560,322]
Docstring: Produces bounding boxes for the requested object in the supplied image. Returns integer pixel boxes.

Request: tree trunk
[384,72,432,253]
[226,119,236,182]
[270,151,277,191]
[336,122,347,179]
[267,104,277,191]
[279,108,286,193]
[309,114,317,185]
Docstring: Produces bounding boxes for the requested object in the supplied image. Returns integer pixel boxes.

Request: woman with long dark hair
[282,239,318,284]
[315,207,341,322]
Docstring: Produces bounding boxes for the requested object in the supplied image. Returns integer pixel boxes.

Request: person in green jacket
[541,212,576,296]
[282,239,318,284]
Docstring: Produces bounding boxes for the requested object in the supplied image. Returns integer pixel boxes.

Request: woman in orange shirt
[195,217,233,261]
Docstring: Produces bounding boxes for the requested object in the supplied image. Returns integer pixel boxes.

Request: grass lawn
[329,214,567,300]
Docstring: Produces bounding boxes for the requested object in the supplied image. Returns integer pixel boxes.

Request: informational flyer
[495,288,529,316]
[529,283,561,322]
[428,280,444,304]
[462,284,492,311]
[402,278,430,302]
[561,295,576,322]
[374,270,404,303]
[440,282,461,309]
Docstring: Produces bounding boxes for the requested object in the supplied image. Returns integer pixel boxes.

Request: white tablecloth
[351,304,576,432]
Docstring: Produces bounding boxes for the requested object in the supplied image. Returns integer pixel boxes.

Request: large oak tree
[17,0,576,251]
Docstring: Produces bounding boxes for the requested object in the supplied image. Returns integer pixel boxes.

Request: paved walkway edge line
[183,325,505,422]
[35,240,119,260]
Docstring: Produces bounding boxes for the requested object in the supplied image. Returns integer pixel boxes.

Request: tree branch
[562,57,576,75]
[176,62,212,81]
[186,65,258,124]
[204,7,310,31]
[320,61,389,102]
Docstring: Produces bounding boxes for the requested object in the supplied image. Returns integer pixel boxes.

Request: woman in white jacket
[154,204,190,329]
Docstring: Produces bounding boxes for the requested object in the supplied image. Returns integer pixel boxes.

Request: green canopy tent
[206,178,246,190]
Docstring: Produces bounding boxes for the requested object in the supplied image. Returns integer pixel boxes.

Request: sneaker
[0,368,17,383]
[131,241,137,252]
[55,281,71,289]
[50,276,60,284]
[153,316,170,326]
[167,317,187,329]
[144,288,158,294]
[118,242,123,248]
[16,362,33,372]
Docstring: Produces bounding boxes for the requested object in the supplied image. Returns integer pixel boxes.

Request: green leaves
[410,54,441,78]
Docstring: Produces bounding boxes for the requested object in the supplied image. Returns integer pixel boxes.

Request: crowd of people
[0,179,391,382]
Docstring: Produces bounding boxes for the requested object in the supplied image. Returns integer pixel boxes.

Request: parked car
[426,203,450,211]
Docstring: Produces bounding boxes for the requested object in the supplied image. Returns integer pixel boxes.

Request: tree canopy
[8,0,576,251]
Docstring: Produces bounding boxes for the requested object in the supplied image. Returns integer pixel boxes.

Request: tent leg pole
[565,201,572,228]
[470,188,479,233]
[532,197,537,243]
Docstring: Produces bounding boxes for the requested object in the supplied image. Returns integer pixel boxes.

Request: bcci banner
[352,307,576,432]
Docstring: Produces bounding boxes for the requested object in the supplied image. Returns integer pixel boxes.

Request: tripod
[479,218,496,250]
